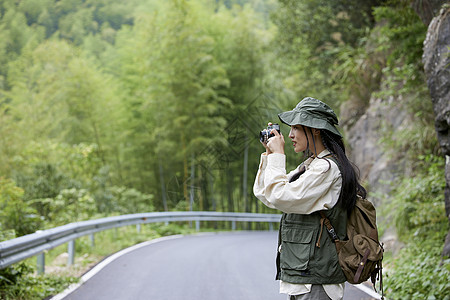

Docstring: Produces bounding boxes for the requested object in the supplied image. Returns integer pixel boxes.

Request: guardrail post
[232,221,236,230]
[37,252,45,274]
[269,223,274,231]
[90,233,95,248]
[68,240,75,266]
[136,224,141,233]
[195,220,200,231]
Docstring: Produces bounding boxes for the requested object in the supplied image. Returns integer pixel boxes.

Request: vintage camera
[259,123,281,143]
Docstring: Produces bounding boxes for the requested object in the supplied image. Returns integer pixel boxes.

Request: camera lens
[259,123,280,143]
[259,129,268,143]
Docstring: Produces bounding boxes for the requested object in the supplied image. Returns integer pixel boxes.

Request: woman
[253,97,366,300]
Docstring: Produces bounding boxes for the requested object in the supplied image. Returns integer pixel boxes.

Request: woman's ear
[312,128,321,136]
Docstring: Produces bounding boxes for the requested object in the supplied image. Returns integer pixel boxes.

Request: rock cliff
[344,97,411,201]
[343,95,413,253]
[342,4,450,255]
[422,6,450,257]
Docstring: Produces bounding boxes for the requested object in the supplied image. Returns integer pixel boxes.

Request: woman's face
[288,125,310,153]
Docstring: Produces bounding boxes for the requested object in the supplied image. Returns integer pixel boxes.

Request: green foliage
[374,2,427,66]
[270,0,382,105]
[47,188,97,224]
[387,155,446,239]
[0,262,78,300]
[10,142,101,190]
[330,36,384,102]
[154,223,191,237]
[384,244,450,299]
[372,1,428,98]
[14,163,75,218]
[380,155,449,299]
[0,0,275,217]
[0,178,41,236]
[0,230,16,242]
[0,263,32,288]
[99,186,154,214]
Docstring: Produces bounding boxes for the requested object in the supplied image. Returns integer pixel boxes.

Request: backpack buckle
[326,227,339,242]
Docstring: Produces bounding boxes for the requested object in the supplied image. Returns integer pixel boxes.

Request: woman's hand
[266,128,285,154]
[261,123,284,155]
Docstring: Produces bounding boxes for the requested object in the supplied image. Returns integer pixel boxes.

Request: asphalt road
[60,231,379,300]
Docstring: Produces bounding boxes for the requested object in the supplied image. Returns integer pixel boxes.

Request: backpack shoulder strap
[318,211,340,244]
[322,153,340,168]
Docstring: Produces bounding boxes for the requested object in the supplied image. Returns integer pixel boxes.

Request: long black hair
[288,126,366,214]
[320,129,366,214]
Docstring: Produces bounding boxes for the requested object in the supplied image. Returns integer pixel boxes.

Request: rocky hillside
[422,5,450,256]
[342,3,450,256]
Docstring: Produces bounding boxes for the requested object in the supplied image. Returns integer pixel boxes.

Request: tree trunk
[198,165,204,211]
[243,132,249,213]
[243,132,250,229]
[92,120,106,164]
[209,169,216,211]
[158,158,168,211]
[189,153,195,211]
[227,169,234,212]
[181,134,189,210]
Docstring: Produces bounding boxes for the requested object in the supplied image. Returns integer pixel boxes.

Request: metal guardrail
[0,211,281,273]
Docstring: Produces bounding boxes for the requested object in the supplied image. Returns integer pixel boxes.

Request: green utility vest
[276,204,348,284]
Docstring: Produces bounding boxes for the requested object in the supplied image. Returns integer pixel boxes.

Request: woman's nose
[288,129,294,138]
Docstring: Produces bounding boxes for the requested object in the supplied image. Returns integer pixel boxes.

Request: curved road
[58,231,379,300]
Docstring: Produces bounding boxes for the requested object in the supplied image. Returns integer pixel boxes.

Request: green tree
[204,3,273,212]
[110,0,234,210]
[0,0,276,216]
[271,0,383,105]
[0,178,41,236]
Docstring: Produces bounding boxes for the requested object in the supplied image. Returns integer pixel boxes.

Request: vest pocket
[280,227,315,271]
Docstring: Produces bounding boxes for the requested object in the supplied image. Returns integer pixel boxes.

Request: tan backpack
[320,196,384,296]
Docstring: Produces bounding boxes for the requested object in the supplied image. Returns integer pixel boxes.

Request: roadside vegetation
[380,155,449,299]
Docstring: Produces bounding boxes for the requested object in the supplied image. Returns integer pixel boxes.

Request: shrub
[381,155,449,299]
[0,178,41,236]
[0,262,78,300]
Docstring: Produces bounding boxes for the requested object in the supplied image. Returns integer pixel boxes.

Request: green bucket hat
[278,97,342,137]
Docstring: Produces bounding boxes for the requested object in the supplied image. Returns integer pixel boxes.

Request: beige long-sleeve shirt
[253,150,345,299]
